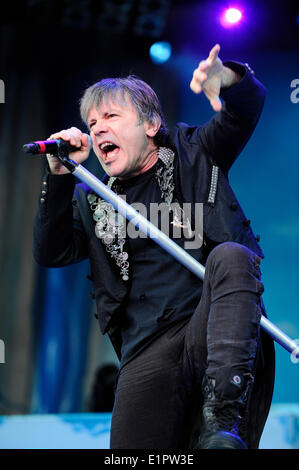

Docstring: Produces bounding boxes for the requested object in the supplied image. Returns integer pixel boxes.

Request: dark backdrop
[0,0,298,414]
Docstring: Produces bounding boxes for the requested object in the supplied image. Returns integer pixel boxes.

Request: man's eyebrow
[88,108,121,124]
[87,112,106,123]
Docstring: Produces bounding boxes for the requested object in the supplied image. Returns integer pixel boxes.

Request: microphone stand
[53,148,299,362]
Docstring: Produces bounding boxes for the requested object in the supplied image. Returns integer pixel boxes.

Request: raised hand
[190,44,223,112]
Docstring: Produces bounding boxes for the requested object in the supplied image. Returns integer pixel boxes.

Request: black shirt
[116,161,206,368]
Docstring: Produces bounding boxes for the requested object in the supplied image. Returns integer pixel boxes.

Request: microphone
[23,136,92,155]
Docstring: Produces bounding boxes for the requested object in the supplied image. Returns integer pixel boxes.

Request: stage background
[0,0,298,447]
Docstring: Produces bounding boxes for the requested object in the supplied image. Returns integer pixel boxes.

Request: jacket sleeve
[198,61,266,175]
[33,168,89,267]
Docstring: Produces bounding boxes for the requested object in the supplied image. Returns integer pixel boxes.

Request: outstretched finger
[208,44,220,64]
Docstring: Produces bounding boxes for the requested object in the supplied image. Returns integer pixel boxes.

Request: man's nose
[92,120,108,135]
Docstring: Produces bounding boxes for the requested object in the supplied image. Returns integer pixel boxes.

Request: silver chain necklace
[87,147,191,281]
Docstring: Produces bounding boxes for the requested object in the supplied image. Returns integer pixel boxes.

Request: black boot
[199,367,254,449]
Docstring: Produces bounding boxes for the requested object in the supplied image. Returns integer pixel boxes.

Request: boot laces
[204,400,244,435]
[202,377,249,437]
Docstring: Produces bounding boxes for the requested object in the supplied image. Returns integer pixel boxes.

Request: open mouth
[99,141,120,161]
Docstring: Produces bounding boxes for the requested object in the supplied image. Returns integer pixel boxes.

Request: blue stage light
[149,41,172,64]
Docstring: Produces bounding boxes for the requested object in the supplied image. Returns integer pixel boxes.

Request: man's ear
[145,117,161,138]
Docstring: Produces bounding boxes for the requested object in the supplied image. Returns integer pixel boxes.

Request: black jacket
[34,61,266,350]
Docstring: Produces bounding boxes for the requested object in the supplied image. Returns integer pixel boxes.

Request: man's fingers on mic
[49,130,70,142]
[69,127,83,146]
[48,134,60,140]
[70,138,82,148]
[61,130,73,141]
[63,132,81,148]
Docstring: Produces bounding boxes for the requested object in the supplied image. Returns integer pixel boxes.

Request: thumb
[82,133,92,149]
[210,96,222,112]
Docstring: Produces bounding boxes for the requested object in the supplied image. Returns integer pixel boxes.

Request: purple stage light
[220,7,243,28]
[226,7,242,23]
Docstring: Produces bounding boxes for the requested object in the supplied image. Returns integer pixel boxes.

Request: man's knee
[206,242,261,272]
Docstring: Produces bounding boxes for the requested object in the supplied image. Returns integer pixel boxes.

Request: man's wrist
[49,167,71,175]
[47,156,71,175]
[221,66,242,89]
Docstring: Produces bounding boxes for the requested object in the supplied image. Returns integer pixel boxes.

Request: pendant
[88,191,129,281]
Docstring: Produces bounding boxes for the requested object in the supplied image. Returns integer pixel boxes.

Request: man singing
[33,44,275,449]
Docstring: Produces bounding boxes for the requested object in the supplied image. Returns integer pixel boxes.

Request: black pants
[110,242,265,449]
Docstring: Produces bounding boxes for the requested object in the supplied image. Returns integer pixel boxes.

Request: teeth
[100,142,114,150]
